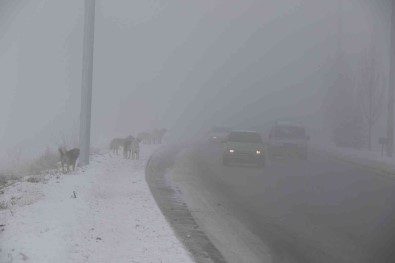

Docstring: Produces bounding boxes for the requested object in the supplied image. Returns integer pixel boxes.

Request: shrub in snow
[26,177,41,183]
[0,201,7,210]
[0,174,7,186]
[0,148,60,185]
[28,148,59,175]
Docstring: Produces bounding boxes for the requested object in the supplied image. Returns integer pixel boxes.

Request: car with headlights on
[267,121,309,160]
[222,131,265,167]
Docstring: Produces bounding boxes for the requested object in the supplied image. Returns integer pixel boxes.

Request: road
[168,141,395,263]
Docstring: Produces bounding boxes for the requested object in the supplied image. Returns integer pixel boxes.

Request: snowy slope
[0,146,193,263]
[313,143,395,175]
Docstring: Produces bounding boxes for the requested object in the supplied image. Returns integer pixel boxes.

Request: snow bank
[313,143,395,175]
[0,145,192,263]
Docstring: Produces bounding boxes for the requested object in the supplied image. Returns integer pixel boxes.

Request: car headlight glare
[256,150,261,154]
[229,149,234,153]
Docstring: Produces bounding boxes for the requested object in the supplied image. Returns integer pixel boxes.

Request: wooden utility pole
[79,0,96,165]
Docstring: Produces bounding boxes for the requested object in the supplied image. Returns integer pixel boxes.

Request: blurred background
[0,0,392,169]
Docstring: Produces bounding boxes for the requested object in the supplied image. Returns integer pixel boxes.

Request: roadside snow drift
[0,146,193,263]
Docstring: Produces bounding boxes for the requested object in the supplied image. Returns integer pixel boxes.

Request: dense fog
[2,2,395,262]
[0,0,392,166]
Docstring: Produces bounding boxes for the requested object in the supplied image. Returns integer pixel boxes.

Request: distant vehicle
[222,131,265,167]
[268,122,309,160]
[208,126,232,142]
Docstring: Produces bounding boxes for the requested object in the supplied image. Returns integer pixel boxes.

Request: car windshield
[227,132,262,143]
[273,126,306,139]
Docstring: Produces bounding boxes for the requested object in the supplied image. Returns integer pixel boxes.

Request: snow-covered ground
[0,145,193,263]
[313,143,395,175]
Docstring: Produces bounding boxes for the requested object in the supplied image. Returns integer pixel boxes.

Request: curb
[145,146,227,263]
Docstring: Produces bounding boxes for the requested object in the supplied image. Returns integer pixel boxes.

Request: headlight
[256,150,261,155]
[229,149,235,153]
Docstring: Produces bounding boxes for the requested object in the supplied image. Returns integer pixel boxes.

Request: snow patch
[314,143,395,175]
[0,145,192,263]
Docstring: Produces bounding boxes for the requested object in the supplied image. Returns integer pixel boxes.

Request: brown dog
[59,148,80,173]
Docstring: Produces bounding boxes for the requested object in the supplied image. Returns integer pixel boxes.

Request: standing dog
[150,128,167,144]
[131,138,141,160]
[59,148,80,173]
[137,132,152,144]
[110,138,124,155]
[123,136,135,159]
[151,129,160,144]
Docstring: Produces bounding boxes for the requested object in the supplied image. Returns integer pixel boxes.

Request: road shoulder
[146,144,273,263]
[146,146,226,263]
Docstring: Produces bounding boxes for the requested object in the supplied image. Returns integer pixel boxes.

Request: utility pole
[387,0,395,157]
[79,0,96,165]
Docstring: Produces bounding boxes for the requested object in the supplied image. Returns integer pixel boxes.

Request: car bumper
[223,152,264,163]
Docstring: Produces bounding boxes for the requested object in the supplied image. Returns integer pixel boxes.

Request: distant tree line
[323,1,387,151]
[324,45,385,150]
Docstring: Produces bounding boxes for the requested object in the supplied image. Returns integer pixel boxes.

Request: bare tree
[323,0,364,149]
[358,48,385,151]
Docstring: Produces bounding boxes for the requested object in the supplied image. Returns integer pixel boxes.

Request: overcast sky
[0,0,391,163]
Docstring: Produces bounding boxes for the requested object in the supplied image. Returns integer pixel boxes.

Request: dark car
[222,131,265,167]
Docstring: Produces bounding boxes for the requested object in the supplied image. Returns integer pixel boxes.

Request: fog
[0,0,392,165]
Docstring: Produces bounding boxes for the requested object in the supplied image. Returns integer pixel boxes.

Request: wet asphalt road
[180,142,395,263]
